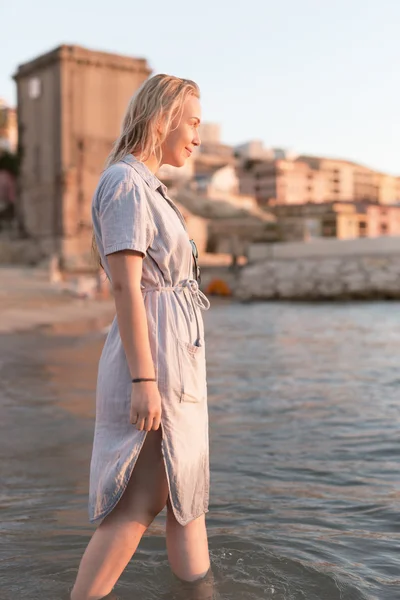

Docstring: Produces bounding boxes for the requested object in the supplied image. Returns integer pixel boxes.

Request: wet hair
[105,74,200,167]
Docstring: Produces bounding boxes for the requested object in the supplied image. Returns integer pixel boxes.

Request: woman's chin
[169,157,186,168]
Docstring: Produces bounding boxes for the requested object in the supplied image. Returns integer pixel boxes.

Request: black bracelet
[132,377,157,383]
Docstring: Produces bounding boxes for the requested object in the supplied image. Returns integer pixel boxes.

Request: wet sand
[0,266,115,334]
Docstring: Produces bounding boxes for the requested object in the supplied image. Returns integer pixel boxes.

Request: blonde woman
[71,75,211,600]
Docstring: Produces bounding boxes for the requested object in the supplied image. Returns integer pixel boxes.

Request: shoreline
[0,264,236,336]
[0,266,115,335]
[3,262,399,337]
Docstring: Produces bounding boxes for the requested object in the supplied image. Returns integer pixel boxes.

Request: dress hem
[89,428,209,527]
[89,430,147,525]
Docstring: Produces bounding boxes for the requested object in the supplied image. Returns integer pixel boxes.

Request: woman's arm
[107,249,161,432]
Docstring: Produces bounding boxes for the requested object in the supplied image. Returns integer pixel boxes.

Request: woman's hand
[130,382,162,431]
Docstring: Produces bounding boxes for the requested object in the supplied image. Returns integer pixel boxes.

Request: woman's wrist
[131,377,156,383]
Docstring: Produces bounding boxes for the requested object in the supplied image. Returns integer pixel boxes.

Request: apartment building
[272,201,400,242]
[237,151,400,207]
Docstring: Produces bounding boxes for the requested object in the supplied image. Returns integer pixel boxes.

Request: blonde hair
[92,74,200,268]
[106,74,200,167]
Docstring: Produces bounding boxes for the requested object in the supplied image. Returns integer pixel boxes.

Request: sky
[2,0,399,174]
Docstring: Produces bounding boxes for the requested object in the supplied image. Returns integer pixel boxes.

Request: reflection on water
[1,301,400,599]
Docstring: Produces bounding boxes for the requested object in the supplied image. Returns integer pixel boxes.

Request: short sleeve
[98,178,154,257]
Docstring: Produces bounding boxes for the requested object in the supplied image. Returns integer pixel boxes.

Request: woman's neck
[132,153,161,174]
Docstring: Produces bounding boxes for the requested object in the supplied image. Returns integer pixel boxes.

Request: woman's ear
[157,116,166,137]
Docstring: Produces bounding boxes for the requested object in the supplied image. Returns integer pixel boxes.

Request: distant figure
[230,252,238,271]
[71,75,212,600]
[229,235,240,274]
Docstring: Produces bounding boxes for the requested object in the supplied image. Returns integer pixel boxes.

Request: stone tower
[13,44,151,270]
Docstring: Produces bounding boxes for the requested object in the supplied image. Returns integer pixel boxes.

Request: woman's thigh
[105,429,169,526]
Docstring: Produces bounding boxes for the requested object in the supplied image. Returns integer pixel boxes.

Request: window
[359,221,367,237]
[29,77,41,99]
[322,219,337,237]
[380,223,388,235]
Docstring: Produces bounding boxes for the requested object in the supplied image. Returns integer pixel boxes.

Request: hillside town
[1,44,400,273]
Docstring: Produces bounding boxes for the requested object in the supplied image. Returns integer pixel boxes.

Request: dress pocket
[175,337,206,403]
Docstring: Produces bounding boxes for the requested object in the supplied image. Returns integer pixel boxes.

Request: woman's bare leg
[166,501,210,582]
[71,429,169,600]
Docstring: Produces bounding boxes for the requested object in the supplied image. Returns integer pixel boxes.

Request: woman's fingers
[145,413,162,431]
[152,414,161,431]
[131,411,162,431]
[135,417,146,431]
[143,416,153,432]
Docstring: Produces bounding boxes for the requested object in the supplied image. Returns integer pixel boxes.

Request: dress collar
[121,153,188,233]
[121,154,168,195]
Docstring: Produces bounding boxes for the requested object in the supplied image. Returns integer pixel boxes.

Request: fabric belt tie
[142,279,210,311]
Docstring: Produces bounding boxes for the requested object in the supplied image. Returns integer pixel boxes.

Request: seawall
[236,237,400,301]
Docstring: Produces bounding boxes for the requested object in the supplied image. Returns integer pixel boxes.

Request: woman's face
[161,94,201,167]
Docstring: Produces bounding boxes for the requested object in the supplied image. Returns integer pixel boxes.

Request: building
[189,164,259,214]
[234,140,296,162]
[0,99,18,153]
[195,164,239,195]
[13,44,151,270]
[271,201,400,242]
[298,156,355,203]
[238,158,327,206]
[194,122,235,171]
[157,158,195,188]
[199,123,221,145]
[238,153,400,207]
[377,173,400,205]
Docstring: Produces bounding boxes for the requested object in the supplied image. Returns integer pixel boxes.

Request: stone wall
[236,236,400,301]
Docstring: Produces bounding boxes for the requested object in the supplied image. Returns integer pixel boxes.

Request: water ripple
[1,301,400,598]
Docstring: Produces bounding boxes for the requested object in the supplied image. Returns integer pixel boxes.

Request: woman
[71,75,211,600]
